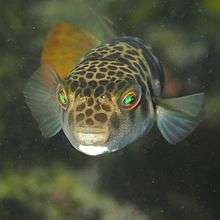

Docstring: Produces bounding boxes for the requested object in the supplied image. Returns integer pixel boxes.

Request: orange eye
[120,89,141,110]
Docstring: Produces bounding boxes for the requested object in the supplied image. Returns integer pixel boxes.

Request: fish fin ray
[156,93,204,144]
[23,66,62,137]
[158,93,204,117]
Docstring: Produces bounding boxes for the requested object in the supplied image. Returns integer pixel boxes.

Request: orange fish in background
[24,21,204,156]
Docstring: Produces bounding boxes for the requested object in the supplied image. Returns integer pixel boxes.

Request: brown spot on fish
[88,80,97,88]
[116,71,124,77]
[114,46,123,51]
[76,103,86,111]
[71,80,79,90]
[120,66,132,73]
[86,72,93,79]
[124,54,135,60]
[94,103,101,111]
[98,62,108,67]
[84,88,91,96]
[108,71,115,76]
[117,81,126,90]
[101,104,111,112]
[107,82,115,92]
[87,97,94,106]
[94,113,108,123]
[127,49,139,56]
[86,118,94,126]
[94,86,104,97]
[96,72,105,79]
[99,80,108,85]
[77,70,86,75]
[85,108,93,117]
[79,78,87,88]
[99,67,107,72]
[76,113,84,122]
[108,65,117,71]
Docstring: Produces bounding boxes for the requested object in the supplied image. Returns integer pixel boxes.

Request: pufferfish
[24,23,204,156]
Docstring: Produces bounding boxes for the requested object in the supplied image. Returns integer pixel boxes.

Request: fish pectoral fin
[23,65,62,138]
[156,93,204,144]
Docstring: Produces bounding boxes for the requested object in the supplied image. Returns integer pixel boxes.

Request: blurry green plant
[0,165,148,220]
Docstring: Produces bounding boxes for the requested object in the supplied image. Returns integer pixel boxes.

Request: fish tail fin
[156,93,204,144]
[23,65,62,138]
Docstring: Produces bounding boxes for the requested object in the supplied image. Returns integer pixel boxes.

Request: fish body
[24,26,204,156]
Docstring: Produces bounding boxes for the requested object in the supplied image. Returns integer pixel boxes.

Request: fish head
[58,77,154,156]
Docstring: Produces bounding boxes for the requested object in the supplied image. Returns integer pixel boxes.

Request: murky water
[0,0,219,219]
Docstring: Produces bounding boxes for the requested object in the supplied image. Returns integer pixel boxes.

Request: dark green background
[0,0,219,219]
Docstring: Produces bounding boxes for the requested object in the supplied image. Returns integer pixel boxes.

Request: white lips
[74,126,109,145]
[78,144,109,156]
[75,132,108,145]
[73,126,110,155]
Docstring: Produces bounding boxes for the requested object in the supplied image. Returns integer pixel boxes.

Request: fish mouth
[78,145,109,156]
[74,127,109,146]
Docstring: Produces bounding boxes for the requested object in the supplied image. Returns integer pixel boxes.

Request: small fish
[24,23,204,156]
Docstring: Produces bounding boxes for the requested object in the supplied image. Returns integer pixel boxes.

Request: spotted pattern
[65,40,152,128]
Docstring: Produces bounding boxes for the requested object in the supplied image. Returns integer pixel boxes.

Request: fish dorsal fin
[41,23,99,79]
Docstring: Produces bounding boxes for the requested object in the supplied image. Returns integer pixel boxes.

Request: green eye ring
[57,86,68,109]
[120,89,141,110]
[123,94,135,105]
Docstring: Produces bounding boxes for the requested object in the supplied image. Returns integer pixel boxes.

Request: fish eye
[120,88,141,110]
[57,86,68,109]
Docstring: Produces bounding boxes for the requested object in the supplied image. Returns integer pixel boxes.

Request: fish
[23,23,204,156]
